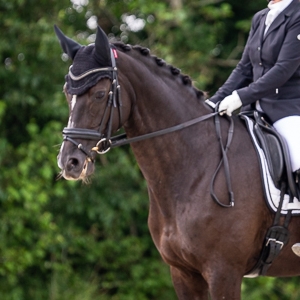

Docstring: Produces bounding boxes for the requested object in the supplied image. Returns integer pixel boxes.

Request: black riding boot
[292,169,300,256]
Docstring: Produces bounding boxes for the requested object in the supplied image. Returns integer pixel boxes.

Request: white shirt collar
[265,0,293,31]
[267,0,293,17]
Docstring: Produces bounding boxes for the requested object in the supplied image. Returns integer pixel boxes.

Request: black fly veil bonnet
[54,25,122,156]
[54,25,117,96]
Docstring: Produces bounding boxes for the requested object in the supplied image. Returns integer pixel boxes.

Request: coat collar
[263,0,299,40]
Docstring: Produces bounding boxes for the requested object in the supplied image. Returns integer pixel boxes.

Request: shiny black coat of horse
[55,26,300,299]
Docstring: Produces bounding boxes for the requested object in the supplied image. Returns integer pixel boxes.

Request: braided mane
[113,42,205,100]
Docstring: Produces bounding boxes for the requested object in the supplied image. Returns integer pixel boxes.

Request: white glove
[218,91,242,116]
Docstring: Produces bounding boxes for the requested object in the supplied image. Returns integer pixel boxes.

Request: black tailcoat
[210,0,300,123]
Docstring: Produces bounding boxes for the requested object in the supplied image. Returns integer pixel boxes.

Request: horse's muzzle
[57,142,95,180]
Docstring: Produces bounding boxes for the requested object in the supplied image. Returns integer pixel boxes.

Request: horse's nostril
[66,157,79,171]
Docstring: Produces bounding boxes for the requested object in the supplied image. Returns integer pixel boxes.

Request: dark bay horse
[55,25,300,299]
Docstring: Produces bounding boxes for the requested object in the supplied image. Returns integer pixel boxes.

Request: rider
[205,0,300,255]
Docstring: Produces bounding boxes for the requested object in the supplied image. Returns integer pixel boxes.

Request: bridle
[61,47,235,208]
[63,47,123,159]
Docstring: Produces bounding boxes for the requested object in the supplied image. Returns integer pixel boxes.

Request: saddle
[241,110,298,199]
[240,110,298,277]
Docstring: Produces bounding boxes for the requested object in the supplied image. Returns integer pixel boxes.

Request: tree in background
[0,0,299,299]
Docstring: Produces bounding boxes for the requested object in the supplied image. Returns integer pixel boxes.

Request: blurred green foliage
[0,0,299,299]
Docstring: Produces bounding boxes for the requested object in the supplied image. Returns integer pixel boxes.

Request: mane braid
[113,42,132,52]
[113,42,205,100]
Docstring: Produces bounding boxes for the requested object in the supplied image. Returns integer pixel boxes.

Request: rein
[110,111,219,147]
[211,109,235,207]
[63,111,219,151]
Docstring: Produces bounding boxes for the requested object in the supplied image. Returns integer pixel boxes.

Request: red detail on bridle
[113,49,118,59]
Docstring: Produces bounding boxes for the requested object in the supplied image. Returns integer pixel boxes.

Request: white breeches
[273,116,300,172]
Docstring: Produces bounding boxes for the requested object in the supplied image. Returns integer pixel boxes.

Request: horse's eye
[94,91,105,100]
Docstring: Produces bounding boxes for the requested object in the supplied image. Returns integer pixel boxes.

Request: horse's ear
[94,26,112,66]
[54,25,82,60]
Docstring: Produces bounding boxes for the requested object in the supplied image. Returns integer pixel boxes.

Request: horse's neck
[119,49,207,131]
[119,50,214,186]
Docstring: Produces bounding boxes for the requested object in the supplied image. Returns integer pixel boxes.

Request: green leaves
[1,0,298,299]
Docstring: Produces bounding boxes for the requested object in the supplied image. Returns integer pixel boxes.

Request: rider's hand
[219,91,242,116]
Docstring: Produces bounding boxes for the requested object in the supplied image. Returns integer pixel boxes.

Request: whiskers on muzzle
[79,159,93,184]
[56,172,64,181]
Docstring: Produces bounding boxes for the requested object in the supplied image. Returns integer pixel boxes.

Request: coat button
[259,62,262,66]
[258,47,261,51]
[297,34,300,40]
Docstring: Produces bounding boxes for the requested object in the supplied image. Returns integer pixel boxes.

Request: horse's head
[55,26,129,181]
